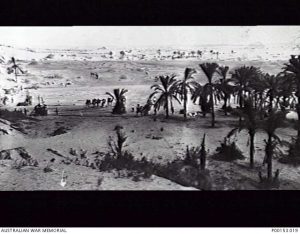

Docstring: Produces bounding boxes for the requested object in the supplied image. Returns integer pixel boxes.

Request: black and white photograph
[0,26,300,191]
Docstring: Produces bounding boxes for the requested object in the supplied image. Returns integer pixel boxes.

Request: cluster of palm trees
[149,55,300,183]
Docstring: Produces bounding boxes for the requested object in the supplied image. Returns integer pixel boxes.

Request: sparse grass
[97,126,211,189]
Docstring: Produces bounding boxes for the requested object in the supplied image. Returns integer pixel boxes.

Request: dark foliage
[278,137,300,166]
[212,137,245,161]
[184,134,207,170]
[106,89,127,114]
[0,109,31,121]
[99,128,211,190]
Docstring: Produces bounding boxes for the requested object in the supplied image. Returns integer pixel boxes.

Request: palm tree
[227,98,260,168]
[215,66,235,115]
[283,55,300,138]
[9,57,24,82]
[176,68,197,120]
[276,73,294,112]
[263,73,281,113]
[191,82,214,118]
[149,75,181,118]
[191,82,208,117]
[199,63,219,127]
[248,72,266,111]
[106,88,128,114]
[260,111,285,181]
[231,66,261,109]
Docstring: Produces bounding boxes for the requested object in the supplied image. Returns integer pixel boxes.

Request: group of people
[13,108,28,116]
[33,103,48,116]
[85,97,114,108]
[133,97,157,116]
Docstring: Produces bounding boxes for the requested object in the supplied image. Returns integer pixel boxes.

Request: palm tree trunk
[14,68,17,82]
[183,90,187,120]
[297,85,300,138]
[239,90,243,109]
[249,131,255,168]
[200,97,205,117]
[269,92,273,113]
[210,87,215,127]
[165,98,169,118]
[282,97,287,112]
[266,134,273,181]
[275,96,280,110]
[224,96,228,116]
[259,92,264,120]
[238,89,243,125]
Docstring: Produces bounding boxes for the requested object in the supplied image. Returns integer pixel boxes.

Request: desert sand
[1,44,300,190]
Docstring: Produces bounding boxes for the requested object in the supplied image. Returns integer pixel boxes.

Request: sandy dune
[1,44,300,190]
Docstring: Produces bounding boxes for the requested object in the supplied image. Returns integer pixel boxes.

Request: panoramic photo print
[0,26,300,190]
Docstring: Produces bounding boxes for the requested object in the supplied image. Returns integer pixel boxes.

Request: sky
[0,26,299,49]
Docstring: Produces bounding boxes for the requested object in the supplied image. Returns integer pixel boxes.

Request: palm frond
[105,92,115,99]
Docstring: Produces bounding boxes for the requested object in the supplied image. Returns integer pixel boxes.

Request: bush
[97,127,212,189]
[11,158,38,169]
[156,161,212,190]
[0,109,29,121]
[119,75,127,80]
[49,127,68,137]
[28,60,38,65]
[11,159,27,169]
[184,134,207,170]
[212,137,245,161]
[45,54,54,59]
[101,127,155,178]
[99,152,155,179]
[278,137,300,166]
[43,164,53,173]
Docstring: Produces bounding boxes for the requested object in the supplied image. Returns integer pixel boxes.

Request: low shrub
[184,134,207,170]
[0,109,29,121]
[43,164,53,173]
[96,127,212,190]
[11,158,38,169]
[212,137,245,161]
[119,75,127,80]
[278,137,300,166]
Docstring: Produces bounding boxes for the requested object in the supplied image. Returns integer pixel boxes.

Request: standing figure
[136,104,140,116]
[3,96,8,105]
[96,99,101,107]
[85,99,91,107]
[92,99,97,107]
[101,99,106,108]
